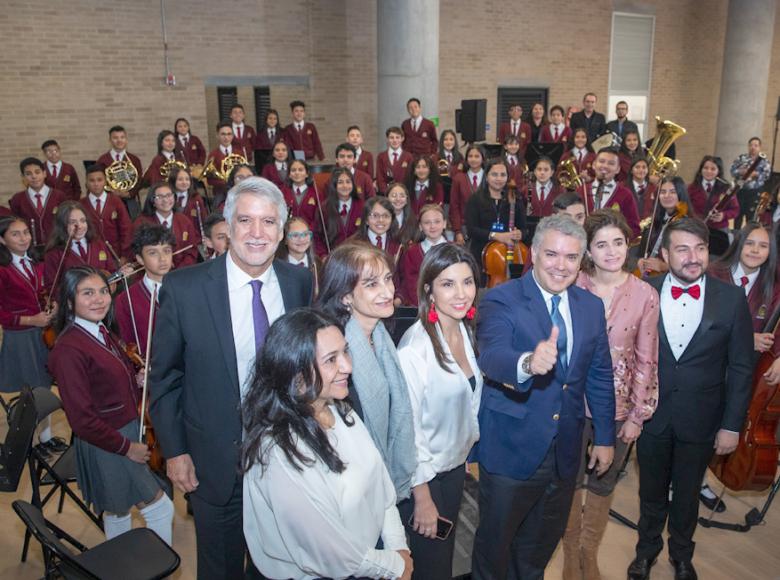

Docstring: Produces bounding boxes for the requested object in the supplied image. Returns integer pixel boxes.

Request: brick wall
[0,0,777,205]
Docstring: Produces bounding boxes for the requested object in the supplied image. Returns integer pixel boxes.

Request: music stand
[525,143,565,170]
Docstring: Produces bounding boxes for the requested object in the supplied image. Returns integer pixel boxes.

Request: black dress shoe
[43,436,69,454]
[699,487,726,512]
[33,443,51,459]
[627,557,656,580]
[669,558,698,580]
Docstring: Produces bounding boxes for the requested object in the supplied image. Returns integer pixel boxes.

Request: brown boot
[561,489,583,580]
[580,491,614,580]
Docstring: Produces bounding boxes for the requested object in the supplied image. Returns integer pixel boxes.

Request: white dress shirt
[466,169,484,187]
[243,408,407,580]
[74,316,105,344]
[397,320,482,486]
[110,149,126,162]
[388,147,404,161]
[142,274,161,299]
[536,180,552,200]
[550,122,566,137]
[71,239,88,256]
[660,274,706,360]
[366,230,386,248]
[517,273,574,383]
[287,254,309,268]
[11,253,34,280]
[156,212,172,229]
[732,264,758,296]
[591,179,616,209]
[27,185,50,207]
[89,191,108,211]
[226,251,285,397]
[395,211,404,227]
[421,236,446,253]
[176,190,188,208]
[47,161,62,175]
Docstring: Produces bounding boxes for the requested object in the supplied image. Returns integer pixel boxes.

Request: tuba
[106,159,139,194]
[646,116,686,179]
[558,157,583,191]
[160,159,188,180]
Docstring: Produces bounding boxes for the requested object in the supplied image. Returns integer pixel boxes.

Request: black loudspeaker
[776,96,780,121]
[459,99,487,143]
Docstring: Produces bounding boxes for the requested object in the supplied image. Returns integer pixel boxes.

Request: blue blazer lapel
[519,273,551,338]
[566,287,584,377]
[203,255,240,393]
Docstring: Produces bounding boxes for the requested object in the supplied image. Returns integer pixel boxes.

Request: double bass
[482,178,529,288]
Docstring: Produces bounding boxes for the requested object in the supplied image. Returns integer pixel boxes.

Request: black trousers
[635,424,714,562]
[397,464,466,580]
[471,442,577,580]
[735,187,761,228]
[189,477,263,580]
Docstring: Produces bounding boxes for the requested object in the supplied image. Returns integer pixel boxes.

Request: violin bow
[138,284,158,442]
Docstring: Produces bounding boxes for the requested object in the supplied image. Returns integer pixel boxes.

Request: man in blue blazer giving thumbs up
[472,214,616,580]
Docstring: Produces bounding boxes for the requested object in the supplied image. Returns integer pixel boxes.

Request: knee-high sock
[140,493,174,546]
[103,512,132,540]
[37,415,52,443]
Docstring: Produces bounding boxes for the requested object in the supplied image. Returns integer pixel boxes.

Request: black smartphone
[407,514,454,540]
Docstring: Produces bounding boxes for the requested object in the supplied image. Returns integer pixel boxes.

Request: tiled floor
[2,406,779,579]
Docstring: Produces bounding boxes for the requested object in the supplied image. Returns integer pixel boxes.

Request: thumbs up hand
[529,326,559,375]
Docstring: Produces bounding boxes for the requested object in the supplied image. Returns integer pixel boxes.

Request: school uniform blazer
[474,273,616,480]
[149,255,313,505]
[283,122,325,161]
[578,182,641,238]
[624,181,658,220]
[205,147,242,190]
[401,118,439,156]
[44,239,116,294]
[398,242,425,306]
[314,200,365,258]
[539,125,572,145]
[232,124,257,162]
[0,205,11,217]
[253,127,283,151]
[79,194,133,258]
[9,188,67,246]
[618,152,641,184]
[687,182,737,228]
[282,184,325,230]
[436,154,465,177]
[96,151,144,198]
[497,121,532,154]
[142,153,185,188]
[644,274,753,442]
[352,169,376,200]
[410,182,444,215]
[0,262,44,330]
[49,324,140,455]
[376,150,414,194]
[114,279,157,357]
[45,162,81,200]
[261,162,287,188]
[527,182,563,218]
[178,193,209,246]
[558,149,596,180]
[503,156,527,191]
[356,150,375,179]
[448,172,481,234]
[175,134,207,167]
[133,213,198,269]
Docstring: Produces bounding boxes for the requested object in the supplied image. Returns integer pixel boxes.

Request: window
[497,87,549,130]
[254,86,271,128]
[217,87,238,123]
[608,13,655,140]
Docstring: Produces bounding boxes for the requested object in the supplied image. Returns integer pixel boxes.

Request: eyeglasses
[368,213,392,221]
[154,193,174,200]
[287,231,313,240]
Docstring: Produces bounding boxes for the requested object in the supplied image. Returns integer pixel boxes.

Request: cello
[482,178,529,288]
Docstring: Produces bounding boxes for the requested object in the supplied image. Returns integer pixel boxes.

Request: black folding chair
[0,387,37,492]
[13,500,180,579]
[22,388,103,562]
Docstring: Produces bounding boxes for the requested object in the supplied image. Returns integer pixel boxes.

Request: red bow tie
[671,284,700,300]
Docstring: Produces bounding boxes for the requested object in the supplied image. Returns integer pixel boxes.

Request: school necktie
[34,193,43,213]
[392,152,399,165]
[298,261,306,267]
[554,127,559,141]
[446,153,452,164]
[269,129,275,141]
[510,157,516,167]
[706,182,713,194]
[177,194,186,207]
[99,325,111,347]
[184,136,189,148]
[21,259,35,284]
[513,122,518,136]
[237,126,242,140]
[550,295,568,374]
[51,165,58,179]
[95,198,102,215]
[340,204,348,217]
[472,175,478,189]
[740,276,749,287]
[638,185,645,200]
[376,236,383,250]
[77,240,87,260]
[249,280,270,353]
[296,187,302,198]
[578,151,583,163]
[671,284,701,300]
[297,123,303,132]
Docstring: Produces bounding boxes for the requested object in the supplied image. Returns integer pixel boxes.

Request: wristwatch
[521,353,534,375]
[489,232,496,241]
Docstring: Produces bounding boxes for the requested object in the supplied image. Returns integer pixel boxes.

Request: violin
[633,201,688,278]
[482,178,529,288]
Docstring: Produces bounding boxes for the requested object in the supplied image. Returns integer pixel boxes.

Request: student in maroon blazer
[230,103,257,163]
[168,166,209,247]
[0,206,11,218]
[254,109,284,156]
[0,217,54,398]
[449,144,487,245]
[398,204,448,306]
[10,158,68,248]
[540,105,572,145]
[624,157,657,220]
[438,129,466,176]
[402,98,439,156]
[405,155,445,215]
[281,159,326,231]
[142,130,185,188]
[527,156,563,218]
[502,135,527,190]
[313,168,365,258]
[617,130,646,184]
[133,182,198,270]
[283,100,325,161]
[48,266,174,543]
[261,141,293,188]
[497,104,532,156]
[376,126,414,194]
[96,125,144,213]
[42,139,82,201]
[79,164,133,260]
[577,147,641,238]
[334,143,376,199]
[173,117,207,167]
[558,127,596,185]
[43,201,123,296]
[688,156,736,230]
[114,225,173,358]
[350,196,405,266]
[347,125,374,178]
[206,122,243,206]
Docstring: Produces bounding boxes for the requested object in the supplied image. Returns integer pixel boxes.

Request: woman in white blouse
[241,308,412,580]
[397,243,483,580]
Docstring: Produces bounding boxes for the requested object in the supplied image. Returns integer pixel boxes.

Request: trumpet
[106,159,139,194]
[160,159,188,180]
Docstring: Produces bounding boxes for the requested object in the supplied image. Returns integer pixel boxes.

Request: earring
[427,303,439,324]
[466,305,477,320]
[344,302,352,312]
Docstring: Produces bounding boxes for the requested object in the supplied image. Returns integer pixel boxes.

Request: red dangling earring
[427,303,439,323]
[466,305,477,320]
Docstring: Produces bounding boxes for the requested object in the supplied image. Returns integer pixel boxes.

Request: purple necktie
[250,280,270,353]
